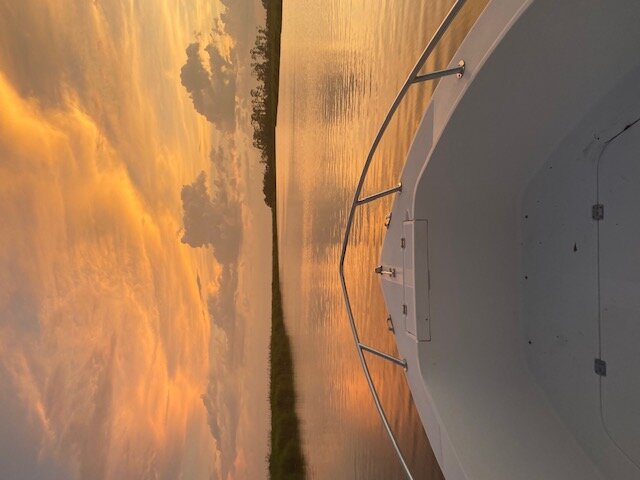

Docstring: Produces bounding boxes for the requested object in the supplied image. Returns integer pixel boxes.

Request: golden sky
[0,1,270,479]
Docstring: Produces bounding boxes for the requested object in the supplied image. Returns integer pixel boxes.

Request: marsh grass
[252,1,306,478]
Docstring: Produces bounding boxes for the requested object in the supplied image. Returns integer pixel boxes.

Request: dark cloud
[220,0,257,54]
[180,171,218,247]
[207,265,244,364]
[202,351,242,480]
[181,140,245,475]
[180,42,236,132]
[207,267,235,338]
[183,149,244,477]
[196,273,203,300]
[181,5,263,473]
[202,231,244,480]
[180,43,217,122]
[202,392,222,445]
[180,168,242,264]
[202,255,244,474]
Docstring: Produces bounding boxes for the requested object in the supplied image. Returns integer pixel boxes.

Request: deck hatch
[402,220,431,341]
[598,119,640,465]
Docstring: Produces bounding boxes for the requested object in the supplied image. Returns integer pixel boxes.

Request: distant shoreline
[252,1,306,478]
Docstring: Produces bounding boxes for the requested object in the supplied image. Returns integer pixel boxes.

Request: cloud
[0,56,214,480]
[180,170,242,264]
[0,0,273,477]
[207,265,244,362]
[200,325,246,480]
[179,135,246,480]
[219,0,258,54]
[60,335,117,480]
[201,267,243,480]
[207,267,236,339]
[198,188,244,479]
[202,392,222,446]
[180,171,220,248]
[180,41,237,132]
[177,5,275,475]
[201,374,241,480]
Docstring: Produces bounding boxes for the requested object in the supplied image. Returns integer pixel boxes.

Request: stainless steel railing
[338,1,467,478]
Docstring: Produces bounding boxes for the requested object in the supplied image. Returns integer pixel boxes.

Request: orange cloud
[0,0,272,477]
[0,66,215,479]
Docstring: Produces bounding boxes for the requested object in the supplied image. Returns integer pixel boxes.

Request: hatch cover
[598,120,640,465]
[403,220,431,341]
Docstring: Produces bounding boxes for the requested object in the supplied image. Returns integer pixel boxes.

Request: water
[276,1,487,478]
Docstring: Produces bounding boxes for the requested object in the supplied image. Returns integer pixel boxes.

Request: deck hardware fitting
[387,315,395,332]
[375,265,396,277]
[401,237,406,249]
[594,358,607,377]
[403,304,408,315]
[592,203,604,220]
[412,59,466,83]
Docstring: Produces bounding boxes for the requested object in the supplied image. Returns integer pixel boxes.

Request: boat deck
[380,1,640,478]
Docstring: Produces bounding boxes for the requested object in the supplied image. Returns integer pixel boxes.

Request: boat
[339,0,640,478]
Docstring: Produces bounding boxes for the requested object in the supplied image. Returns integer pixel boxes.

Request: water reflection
[277,1,487,478]
[317,56,360,124]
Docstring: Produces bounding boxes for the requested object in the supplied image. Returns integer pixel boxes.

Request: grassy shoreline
[269,210,305,479]
[253,1,306,478]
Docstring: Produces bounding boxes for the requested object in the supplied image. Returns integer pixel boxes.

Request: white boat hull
[380,1,640,478]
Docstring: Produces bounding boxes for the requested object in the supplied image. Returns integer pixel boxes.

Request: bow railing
[338,1,467,478]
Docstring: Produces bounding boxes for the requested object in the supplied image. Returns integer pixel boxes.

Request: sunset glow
[0,1,269,478]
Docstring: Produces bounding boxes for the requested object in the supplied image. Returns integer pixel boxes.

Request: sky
[0,1,270,479]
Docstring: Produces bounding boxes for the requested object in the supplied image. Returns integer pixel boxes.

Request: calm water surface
[276,1,487,478]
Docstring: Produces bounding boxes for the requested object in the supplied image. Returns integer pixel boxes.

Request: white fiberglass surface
[403,220,431,341]
[521,73,640,477]
[379,0,640,478]
[599,120,640,467]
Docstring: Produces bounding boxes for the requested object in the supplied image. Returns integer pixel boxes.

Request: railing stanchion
[412,60,466,83]
[356,183,403,206]
[339,2,468,478]
[360,343,408,369]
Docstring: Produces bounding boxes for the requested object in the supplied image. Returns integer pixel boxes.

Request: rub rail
[338,1,467,478]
